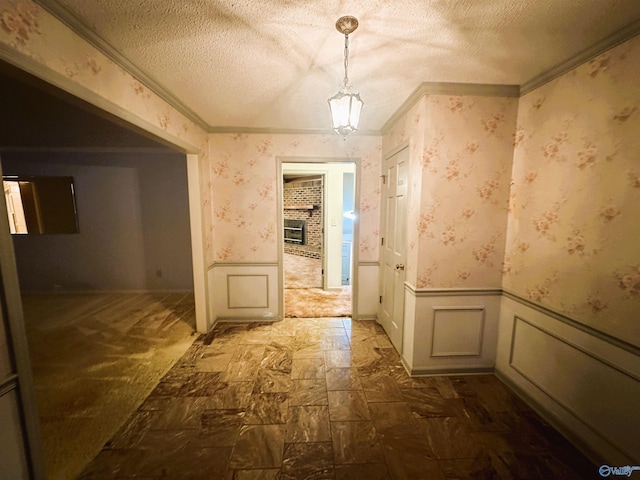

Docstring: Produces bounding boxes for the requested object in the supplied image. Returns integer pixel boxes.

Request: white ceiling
[38,0,640,134]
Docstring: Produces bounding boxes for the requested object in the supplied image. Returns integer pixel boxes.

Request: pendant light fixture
[328,16,364,136]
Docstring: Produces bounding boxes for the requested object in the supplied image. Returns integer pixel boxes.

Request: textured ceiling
[38,0,640,133]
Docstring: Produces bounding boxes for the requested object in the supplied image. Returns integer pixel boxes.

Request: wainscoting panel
[431,307,484,357]
[227,275,269,309]
[208,263,279,322]
[496,294,640,464]
[402,286,501,375]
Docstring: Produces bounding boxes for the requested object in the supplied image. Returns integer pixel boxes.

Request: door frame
[0,159,46,479]
[277,156,360,319]
[378,142,410,354]
[0,56,208,477]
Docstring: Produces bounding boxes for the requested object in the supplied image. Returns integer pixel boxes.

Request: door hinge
[379,295,382,303]
[381,237,384,246]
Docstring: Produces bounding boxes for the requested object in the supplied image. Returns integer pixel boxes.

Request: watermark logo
[599,465,640,477]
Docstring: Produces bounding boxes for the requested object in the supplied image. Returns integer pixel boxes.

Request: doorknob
[395,264,405,271]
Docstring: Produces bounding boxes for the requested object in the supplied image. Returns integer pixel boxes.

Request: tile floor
[80,318,599,479]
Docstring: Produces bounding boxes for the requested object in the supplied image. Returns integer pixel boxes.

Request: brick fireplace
[283,177,323,259]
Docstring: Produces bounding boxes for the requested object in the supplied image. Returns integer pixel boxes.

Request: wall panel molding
[503,289,639,356]
[208,263,279,322]
[496,296,640,464]
[408,284,503,298]
[431,306,485,357]
[402,286,639,356]
[227,275,269,309]
[402,288,500,374]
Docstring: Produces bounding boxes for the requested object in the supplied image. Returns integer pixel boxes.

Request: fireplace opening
[284,219,306,245]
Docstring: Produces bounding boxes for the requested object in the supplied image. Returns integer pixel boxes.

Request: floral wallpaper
[0,0,212,276]
[0,0,208,154]
[207,133,382,265]
[504,35,640,346]
[383,93,519,289]
[2,0,638,345]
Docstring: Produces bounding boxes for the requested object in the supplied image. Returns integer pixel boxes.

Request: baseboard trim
[21,289,194,295]
[214,316,281,323]
[408,366,495,377]
[495,369,605,465]
[354,315,377,321]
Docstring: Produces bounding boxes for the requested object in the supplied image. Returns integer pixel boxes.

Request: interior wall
[504,34,640,346]
[496,34,640,465]
[207,133,380,320]
[2,152,193,292]
[382,90,519,375]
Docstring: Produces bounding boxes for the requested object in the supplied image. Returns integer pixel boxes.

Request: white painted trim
[186,154,209,333]
[209,126,380,136]
[226,274,270,309]
[408,284,503,297]
[430,306,485,357]
[496,296,640,464]
[277,157,361,319]
[0,159,46,478]
[208,263,280,322]
[520,20,640,94]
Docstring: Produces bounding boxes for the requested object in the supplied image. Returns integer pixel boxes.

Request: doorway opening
[281,162,356,318]
[0,62,200,480]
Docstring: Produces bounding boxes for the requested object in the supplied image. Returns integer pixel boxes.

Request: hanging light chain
[343,33,350,87]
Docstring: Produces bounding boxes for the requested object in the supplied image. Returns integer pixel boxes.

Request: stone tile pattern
[80,318,599,479]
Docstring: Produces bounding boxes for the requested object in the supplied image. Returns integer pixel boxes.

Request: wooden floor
[22,292,197,480]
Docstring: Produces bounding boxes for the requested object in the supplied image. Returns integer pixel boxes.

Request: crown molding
[521,19,640,95]
[30,1,640,137]
[208,126,380,136]
[0,146,177,154]
[381,82,520,135]
[35,0,211,133]
[35,0,381,137]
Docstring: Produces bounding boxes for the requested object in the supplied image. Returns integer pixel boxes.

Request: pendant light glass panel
[328,89,363,136]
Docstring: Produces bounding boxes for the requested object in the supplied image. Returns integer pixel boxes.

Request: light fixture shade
[328,88,364,136]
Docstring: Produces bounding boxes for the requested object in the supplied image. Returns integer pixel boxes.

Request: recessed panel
[227,274,269,309]
[431,307,484,357]
[510,317,640,458]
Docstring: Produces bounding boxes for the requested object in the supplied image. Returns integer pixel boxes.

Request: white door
[0,160,45,479]
[379,147,409,352]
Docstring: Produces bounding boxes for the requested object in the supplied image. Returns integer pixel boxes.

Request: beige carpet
[22,292,196,480]
[284,253,352,317]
